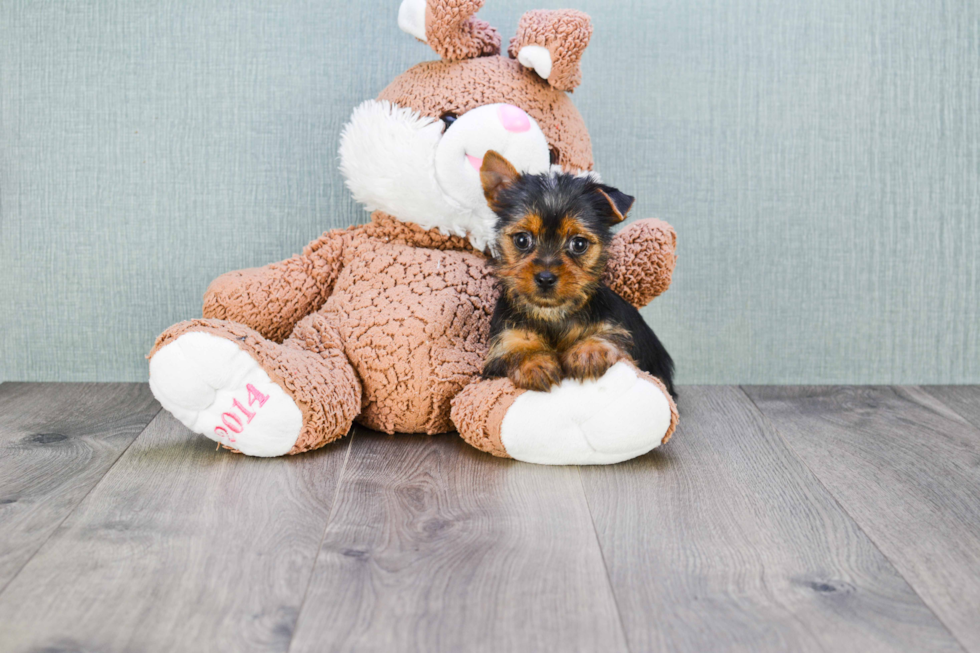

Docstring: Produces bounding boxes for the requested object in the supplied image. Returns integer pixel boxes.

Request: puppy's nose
[534,271,558,289]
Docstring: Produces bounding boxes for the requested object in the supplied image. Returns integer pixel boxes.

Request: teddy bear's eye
[549,147,559,165]
[441,113,459,129]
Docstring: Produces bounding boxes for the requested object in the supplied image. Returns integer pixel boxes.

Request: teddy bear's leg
[148,316,361,457]
[451,362,678,465]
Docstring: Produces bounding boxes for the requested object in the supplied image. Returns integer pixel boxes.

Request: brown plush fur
[150,6,679,458]
[425,0,501,61]
[155,203,674,450]
[602,218,677,307]
[509,9,593,92]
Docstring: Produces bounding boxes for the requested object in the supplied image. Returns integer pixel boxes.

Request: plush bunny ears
[398,0,501,61]
[398,1,592,91]
[508,10,592,92]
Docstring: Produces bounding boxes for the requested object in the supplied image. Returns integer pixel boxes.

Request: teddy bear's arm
[602,218,677,309]
[202,229,346,343]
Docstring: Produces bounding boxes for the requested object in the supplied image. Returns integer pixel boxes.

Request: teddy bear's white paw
[148,332,302,457]
[499,362,673,465]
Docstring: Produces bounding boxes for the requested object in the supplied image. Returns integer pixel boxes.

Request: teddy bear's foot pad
[149,332,302,456]
[499,362,673,465]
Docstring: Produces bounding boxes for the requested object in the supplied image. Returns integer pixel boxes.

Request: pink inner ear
[466,154,484,170]
[497,104,531,133]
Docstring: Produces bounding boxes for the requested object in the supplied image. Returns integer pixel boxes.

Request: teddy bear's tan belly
[324,241,497,434]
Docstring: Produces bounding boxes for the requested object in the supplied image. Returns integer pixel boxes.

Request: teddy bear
[147,0,679,465]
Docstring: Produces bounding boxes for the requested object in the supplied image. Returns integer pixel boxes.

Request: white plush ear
[516,45,552,80]
[398,0,427,41]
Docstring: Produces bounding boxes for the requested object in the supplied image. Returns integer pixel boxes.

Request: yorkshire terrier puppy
[479,150,675,395]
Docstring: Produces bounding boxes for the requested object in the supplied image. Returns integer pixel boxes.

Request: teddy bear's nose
[497,104,531,133]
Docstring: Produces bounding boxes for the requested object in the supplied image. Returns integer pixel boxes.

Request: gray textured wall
[2,0,978,384]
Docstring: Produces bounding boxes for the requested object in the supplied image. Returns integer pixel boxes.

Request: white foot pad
[149,332,303,457]
[499,362,673,465]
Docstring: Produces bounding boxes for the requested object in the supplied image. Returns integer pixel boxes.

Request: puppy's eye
[441,113,458,129]
[569,236,590,254]
[512,232,533,252]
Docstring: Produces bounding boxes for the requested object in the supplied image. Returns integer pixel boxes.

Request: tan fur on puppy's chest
[321,217,498,435]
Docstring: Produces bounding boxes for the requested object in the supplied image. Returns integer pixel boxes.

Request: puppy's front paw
[561,337,627,382]
[509,353,562,392]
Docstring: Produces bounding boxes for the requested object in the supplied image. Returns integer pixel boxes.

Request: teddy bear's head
[339,0,595,251]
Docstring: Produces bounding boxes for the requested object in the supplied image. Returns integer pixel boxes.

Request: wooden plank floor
[745,386,980,652]
[580,387,961,653]
[0,383,160,592]
[0,383,978,653]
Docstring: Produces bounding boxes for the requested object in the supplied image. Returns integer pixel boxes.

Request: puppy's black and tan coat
[480,151,675,394]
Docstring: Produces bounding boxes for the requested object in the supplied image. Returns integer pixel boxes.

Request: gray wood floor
[0,383,978,653]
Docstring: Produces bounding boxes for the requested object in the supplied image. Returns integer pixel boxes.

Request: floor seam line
[286,429,356,653]
[577,467,634,653]
[0,404,163,598]
[737,385,971,653]
[917,385,980,434]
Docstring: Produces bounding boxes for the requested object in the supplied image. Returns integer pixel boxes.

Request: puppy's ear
[481,151,520,209]
[595,185,635,224]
